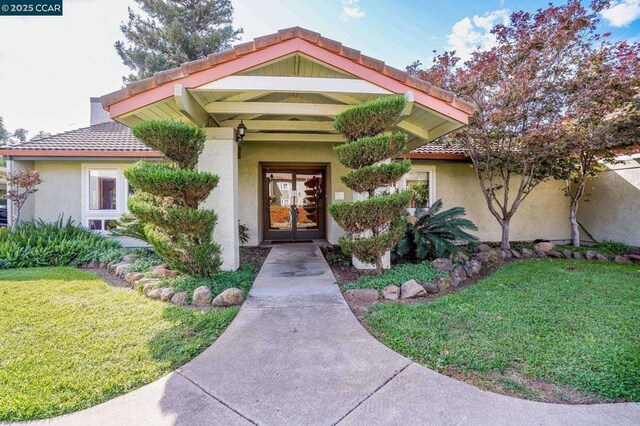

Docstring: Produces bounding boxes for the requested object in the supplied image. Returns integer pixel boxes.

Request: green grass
[366,260,640,402]
[0,267,238,421]
[343,261,445,291]
[159,264,258,302]
[556,240,638,257]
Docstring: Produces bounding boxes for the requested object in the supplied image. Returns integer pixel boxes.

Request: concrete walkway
[29,244,640,425]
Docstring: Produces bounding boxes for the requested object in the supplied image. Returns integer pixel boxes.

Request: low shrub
[0,217,121,269]
[343,262,445,291]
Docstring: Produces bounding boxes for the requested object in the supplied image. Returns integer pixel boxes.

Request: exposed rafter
[194,76,391,95]
[174,84,210,127]
[397,120,429,141]
[220,120,337,132]
[205,102,350,116]
[243,133,345,143]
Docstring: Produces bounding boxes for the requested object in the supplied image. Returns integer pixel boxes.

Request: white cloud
[602,0,640,27]
[446,9,509,60]
[340,0,365,21]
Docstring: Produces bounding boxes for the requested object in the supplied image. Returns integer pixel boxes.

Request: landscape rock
[114,263,132,277]
[450,251,469,263]
[431,258,453,272]
[213,288,245,307]
[98,262,107,269]
[463,259,482,276]
[141,279,161,294]
[535,242,556,252]
[628,254,640,264]
[121,254,138,263]
[193,286,213,307]
[472,253,488,264]
[563,250,574,259]
[382,285,400,301]
[485,250,499,262]
[343,288,380,303]
[400,279,427,299]
[501,249,513,260]
[124,272,144,285]
[595,253,609,261]
[614,255,630,264]
[475,243,493,253]
[170,291,188,306]
[510,249,523,259]
[585,250,597,260]
[86,260,99,269]
[546,250,563,259]
[152,268,179,279]
[147,288,162,299]
[534,249,547,258]
[433,276,454,290]
[573,252,585,260]
[160,287,176,302]
[451,265,467,283]
[422,282,439,294]
[520,248,535,259]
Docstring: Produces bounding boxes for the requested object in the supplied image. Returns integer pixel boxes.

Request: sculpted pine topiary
[330,95,412,273]
[125,121,221,277]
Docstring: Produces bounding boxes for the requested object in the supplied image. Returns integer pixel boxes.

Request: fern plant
[395,199,479,260]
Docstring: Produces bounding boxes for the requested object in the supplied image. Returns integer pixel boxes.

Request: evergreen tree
[330,95,412,274]
[115,0,242,82]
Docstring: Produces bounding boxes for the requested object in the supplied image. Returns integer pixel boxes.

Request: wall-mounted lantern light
[236,120,247,142]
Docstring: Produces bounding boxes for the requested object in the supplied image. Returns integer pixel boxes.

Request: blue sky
[0,0,639,136]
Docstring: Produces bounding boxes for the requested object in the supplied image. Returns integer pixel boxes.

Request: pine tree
[115,0,242,82]
[330,95,412,274]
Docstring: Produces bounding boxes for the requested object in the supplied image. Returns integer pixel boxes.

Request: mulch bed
[240,246,271,271]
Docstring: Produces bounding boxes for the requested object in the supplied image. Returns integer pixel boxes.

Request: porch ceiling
[109,30,472,152]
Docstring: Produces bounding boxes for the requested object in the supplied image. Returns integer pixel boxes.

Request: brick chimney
[90,97,112,126]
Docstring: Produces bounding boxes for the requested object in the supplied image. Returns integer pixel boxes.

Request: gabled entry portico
[100,27,475,270]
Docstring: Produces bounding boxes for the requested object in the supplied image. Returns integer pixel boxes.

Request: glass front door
[263,167,325,241]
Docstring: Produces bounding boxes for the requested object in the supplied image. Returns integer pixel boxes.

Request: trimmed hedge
[329,190,412,234]
[337,218,406,265]
[340,160,412,194]
[334,133,408,169]
[132,121,206,169]
[334,95,406,141]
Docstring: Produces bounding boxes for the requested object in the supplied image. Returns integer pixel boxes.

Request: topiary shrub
[126,121,220,277]
[329,94,412,273]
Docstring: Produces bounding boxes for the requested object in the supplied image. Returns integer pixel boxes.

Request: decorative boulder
[382,285,400,301]
[121,253,138,263]
[451,265,467,283]
[422,282,439,294]
[501,249,513,260]
[147,288,162,299]
[563,250,574,259]
[585,250,597,260]
[434,276,454,290]
[213,288,245,307]
[573,252,585,260]
[114,263,131,277]
[141,279,161,294]
[193,286,213,307]
[160,287,176,302]
[400,279,426,299]
[520,248,535,259]
[343,288,380,303]
[485,250,499,262]
[86,260,99,269]
[473,252,488,264]
[595,253,609,261]
[628,254,640,264]
[124,272,144,285]
[614,255,630,264]
[431,258,453,272]
[170,291,188,306]
[534,249,547,258]
[535,242,556,252]
[510,249,523,259]
[475,243,493,253]
[152,267,179,279]
[450,251,469,263]
[547,250,563,259]
[463,259,482,276]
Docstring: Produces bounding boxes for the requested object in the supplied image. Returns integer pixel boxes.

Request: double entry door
[263,166,326,241]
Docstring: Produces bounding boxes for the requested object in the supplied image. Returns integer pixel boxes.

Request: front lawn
[0,268,238,421]
[366,260,640,403]
[342,261,444,291]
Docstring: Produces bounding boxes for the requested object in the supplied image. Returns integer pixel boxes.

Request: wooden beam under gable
[174,84,210,127]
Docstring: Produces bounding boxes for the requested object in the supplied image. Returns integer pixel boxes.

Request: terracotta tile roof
[410,142,466,155]
[1,122,157,153]
[101,26,475,116]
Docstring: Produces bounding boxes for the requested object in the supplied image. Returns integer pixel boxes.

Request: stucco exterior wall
[31,161,83,223]
[577,165,640,247]
[417,161,572,243]
[238,141,351,246]
[8,160,35,222]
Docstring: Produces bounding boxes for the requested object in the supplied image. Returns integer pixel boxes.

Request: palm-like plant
[395,199,479,260]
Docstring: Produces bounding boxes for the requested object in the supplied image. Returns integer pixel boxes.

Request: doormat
[270,240,314,244]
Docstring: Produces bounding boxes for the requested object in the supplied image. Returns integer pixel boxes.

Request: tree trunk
[374,256,384,275]
[500,219,511,249]
[569,199,580,247]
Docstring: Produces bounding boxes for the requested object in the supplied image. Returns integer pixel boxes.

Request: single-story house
[1,27,637,269]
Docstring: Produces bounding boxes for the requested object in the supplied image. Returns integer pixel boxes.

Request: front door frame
[261,163,328,241]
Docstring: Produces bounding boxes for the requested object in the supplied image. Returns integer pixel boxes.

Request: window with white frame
[82,164,131,232]
[399,165,436,210]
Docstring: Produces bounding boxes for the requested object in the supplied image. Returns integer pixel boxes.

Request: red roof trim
[0,149,163,158]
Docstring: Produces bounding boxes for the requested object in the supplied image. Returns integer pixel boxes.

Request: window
[82,165,131,232]
[399,165,436,210]
[280,182,289,190]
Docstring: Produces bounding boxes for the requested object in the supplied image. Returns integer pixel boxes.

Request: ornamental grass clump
[330,95,412,273]
[126,121,220,277]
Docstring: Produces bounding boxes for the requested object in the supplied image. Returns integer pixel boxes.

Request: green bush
[108,213,148,243]
[0,217,121,268]
[334,95,406,141]
[343,261,444,291]
[132,121,206,169]
[330,94,412,273]
[395,199,479,260]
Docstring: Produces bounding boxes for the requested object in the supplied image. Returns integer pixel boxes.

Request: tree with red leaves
[4,169,43,229]
[409,1,628,249]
